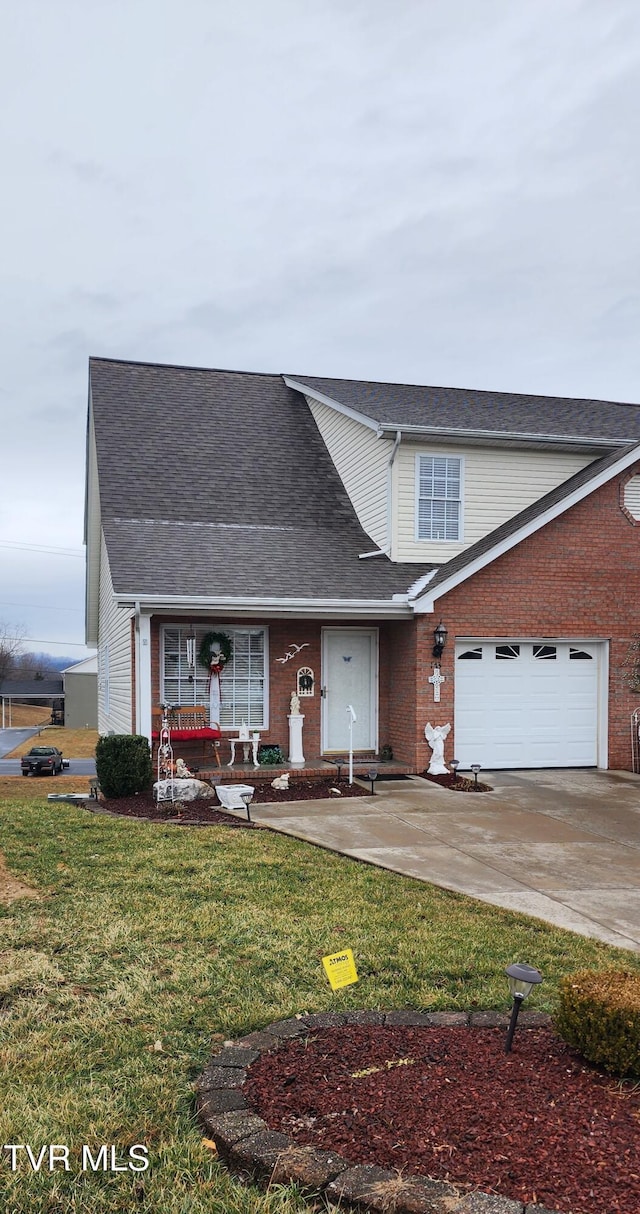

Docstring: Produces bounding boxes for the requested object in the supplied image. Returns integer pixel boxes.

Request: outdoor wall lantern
[450,758,460,782]
[470,763,482,789]
[240,789,254,824]
[432,621,448,659]
[367,768,378,795]
[504,962,543,1053]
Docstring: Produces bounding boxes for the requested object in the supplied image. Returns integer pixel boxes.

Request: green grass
[1,789,638,1212]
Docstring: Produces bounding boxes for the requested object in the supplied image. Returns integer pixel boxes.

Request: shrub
[554,968,640,1078]
[95,734,153,799]
[258,745,285,766]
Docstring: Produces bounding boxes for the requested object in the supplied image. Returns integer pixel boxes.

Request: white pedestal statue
[288,714,305,765]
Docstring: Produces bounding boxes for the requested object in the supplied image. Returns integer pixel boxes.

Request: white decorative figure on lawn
[271,773,290,790]
[425,722,451,774]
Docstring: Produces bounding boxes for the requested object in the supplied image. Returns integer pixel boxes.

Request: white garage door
[454,641,599,769]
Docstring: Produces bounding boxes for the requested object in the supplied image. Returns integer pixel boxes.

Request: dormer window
[416,455,462,541]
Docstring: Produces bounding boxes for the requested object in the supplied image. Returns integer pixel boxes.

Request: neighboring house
[85,357,640,772]
[62,656,98,729]
[0,677,64,727]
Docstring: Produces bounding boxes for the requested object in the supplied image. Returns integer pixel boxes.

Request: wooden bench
[152,705,222,768]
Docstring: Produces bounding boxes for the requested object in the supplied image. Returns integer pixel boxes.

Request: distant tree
[0,622,26,684]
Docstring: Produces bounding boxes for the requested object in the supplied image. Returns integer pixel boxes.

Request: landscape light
[240,789,254,824]
[504,962,543,1053]
[367,768,378,795]
[450,759,460,783]
[470,763,481,789]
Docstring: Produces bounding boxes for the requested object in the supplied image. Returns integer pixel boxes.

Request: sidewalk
[249,768,640,952]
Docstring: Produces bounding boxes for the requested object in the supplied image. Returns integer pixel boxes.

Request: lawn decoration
[198,631,232,730]
[424,721,451,774]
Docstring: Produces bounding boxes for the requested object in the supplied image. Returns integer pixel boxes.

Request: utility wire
[0,541,84,557]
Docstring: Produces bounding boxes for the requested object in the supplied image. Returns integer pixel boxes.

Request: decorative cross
[428,665,446,702]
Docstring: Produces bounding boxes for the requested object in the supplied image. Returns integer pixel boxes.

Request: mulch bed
[97,778,369,824]
[243,1022,640,1214]
[421,771,493,792]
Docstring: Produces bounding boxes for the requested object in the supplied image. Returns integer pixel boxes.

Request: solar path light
[470,763,482,789]
[504,962,543,1053]
[240,789,254,824]
[367,768,378,795]
[450,759,460,783]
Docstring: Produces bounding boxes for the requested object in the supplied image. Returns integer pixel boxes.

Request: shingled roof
[292,374,640,443]
[89,358,422,601]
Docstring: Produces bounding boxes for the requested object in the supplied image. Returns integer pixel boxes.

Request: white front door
[322,628,378,753]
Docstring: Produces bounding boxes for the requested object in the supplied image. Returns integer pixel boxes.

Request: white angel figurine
[424,722,451,775]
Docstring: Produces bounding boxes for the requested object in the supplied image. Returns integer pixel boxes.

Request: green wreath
[198,630,233,670]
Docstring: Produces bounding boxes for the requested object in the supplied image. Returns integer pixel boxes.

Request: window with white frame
[416,455,462,541]
[161,625,268,728]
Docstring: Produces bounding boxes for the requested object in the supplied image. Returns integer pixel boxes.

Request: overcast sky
[2,0,640,659]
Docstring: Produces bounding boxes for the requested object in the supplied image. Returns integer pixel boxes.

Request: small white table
[227,735,260,768]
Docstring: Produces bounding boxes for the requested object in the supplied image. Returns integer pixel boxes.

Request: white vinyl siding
[416,455,462,541]
[161,625,268,729]
[97,532,133,734]
[305,396,388,548]
[396,444,595,562]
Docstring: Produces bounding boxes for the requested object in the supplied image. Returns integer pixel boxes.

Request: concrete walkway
[250,769,640,953]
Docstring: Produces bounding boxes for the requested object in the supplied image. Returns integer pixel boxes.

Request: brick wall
[417,470,640,770]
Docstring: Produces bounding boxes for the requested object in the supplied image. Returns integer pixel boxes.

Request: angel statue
[424,721,451,775]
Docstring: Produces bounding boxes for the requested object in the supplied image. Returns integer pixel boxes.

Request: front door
[322,628,378,753]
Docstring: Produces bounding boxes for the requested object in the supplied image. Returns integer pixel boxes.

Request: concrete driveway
[249,769,640,953]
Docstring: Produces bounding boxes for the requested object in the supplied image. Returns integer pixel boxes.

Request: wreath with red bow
[198,630,233,673]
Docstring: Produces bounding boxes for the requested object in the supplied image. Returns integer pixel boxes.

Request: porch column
[137,613,152,741]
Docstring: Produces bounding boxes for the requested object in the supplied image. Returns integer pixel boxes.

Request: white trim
[284,378,381,432]
[414,452,464,543]
[321,626,379,753]
[138,613,152,741]
[598,639,609,770]
[378,422,630,448]
[412,442,640,610]
[116,595,411,618]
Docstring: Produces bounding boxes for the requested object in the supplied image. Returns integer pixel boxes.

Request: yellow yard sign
[322,948,359,991]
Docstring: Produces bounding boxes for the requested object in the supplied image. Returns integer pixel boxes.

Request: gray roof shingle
[89,359,423,600]
[294,375,640,442]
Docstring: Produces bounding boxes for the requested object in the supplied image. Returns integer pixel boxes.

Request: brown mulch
[244,1023,640,1214]
[97,778,368,824]
[421,771,493,792]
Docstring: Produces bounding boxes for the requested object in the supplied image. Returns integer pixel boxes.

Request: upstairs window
[417,455,462,541]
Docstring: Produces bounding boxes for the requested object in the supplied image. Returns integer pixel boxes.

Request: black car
[21,746,68,776]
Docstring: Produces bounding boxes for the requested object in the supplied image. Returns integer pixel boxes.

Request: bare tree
[0,622,26,684]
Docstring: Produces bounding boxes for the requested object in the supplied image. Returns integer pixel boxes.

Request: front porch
[195,756,415,784]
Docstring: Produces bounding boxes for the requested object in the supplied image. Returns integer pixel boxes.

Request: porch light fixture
[470,763,481,789]
[504,962,543,1053]
[432,621,448,659]
[240,789,254,824]
[367,768,378,795]
[450,759,460,783]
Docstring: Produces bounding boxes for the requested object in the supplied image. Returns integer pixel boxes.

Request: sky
[1,0,640,660]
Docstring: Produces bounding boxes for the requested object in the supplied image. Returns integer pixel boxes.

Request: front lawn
[1,783,638,1213]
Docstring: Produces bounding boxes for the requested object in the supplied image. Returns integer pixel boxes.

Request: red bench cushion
[152,727,221,741]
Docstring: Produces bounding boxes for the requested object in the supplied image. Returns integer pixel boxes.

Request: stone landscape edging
[195,1009,564,1214]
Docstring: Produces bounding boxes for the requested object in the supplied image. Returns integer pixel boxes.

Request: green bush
[95,734,153,799]
[554,968,640,1078]
[258,744,285,766]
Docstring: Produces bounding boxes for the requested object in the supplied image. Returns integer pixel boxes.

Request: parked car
[21,747,69,776]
